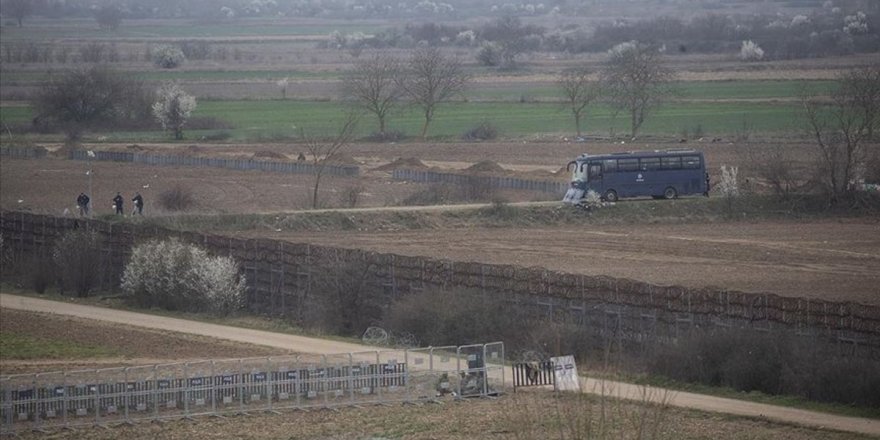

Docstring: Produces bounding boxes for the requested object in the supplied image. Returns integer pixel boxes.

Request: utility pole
[87,150,95,217]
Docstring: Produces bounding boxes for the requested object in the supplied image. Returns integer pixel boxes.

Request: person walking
[113,192,124,215]
[132,192,144,216]
[80,193,90,216]
[76,193,86,216]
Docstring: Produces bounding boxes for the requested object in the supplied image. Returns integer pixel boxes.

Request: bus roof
[576,149,703,161]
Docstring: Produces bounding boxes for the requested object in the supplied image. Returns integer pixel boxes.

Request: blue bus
[562,149,709,203]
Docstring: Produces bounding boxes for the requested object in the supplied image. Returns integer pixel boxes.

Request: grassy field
[0,332,120,359]
[0,98,806,142]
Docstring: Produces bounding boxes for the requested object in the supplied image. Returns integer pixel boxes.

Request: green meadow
[0,98,804,142]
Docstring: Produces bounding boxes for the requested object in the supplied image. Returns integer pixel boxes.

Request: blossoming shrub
[121,239,245,316]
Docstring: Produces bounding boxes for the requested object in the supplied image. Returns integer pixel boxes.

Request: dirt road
[1,294,877,436]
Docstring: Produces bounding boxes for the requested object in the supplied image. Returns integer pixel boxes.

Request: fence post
[152,365,159,422]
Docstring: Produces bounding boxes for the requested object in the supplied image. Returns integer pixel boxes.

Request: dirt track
[2,293,878,436]
[253,219,880,305]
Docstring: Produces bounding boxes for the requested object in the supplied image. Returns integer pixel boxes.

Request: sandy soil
[2,294,878,437]
[254,219,880,305]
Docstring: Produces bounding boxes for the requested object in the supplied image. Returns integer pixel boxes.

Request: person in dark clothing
[76,193,86,216]
[80,193,90,216]
[132,192,144,215]
[113,192,124,215]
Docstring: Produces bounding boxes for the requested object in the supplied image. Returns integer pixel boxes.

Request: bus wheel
[663,187,677,199]
[603,190,618,203]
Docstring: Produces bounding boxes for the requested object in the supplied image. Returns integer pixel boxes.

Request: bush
[647,328,880,407]
[158,185,196,211]
[121,239,245,316]
[53,230,102,297]
[461,121,498,141]
[152,45,186,69]
[740,40,765,61]
[362,130,406,142]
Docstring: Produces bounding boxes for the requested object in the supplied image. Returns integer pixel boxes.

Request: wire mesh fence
[0,343,505,435]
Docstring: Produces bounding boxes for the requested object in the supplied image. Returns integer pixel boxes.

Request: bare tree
[400,47,470,139]
[300,112,359,209]
[803,67,880,204]
[600,41,675,139]
[94,5,124,30]
[5,0,32,26]
[342,54,403,137]
[34,66,131,143]
[557,68,600,138]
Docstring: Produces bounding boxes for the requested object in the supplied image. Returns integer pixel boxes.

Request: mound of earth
[252,150,287,160]
[126,144,146,152]
[50,144,79,158]
[373,157,428,171]
[323,152,360,165]
[465,160,506,174]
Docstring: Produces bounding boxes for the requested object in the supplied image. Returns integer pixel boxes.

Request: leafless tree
[600,42,675,139]
[4,0,32,26]
[342,54,403,137]
[34,66,132,143]
[557,68,600,138]
[399,47,470,139]
[300,112,359,209]
[803,67,880,204]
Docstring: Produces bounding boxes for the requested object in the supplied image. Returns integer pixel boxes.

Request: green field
[0,332,119,359]
[472,80,835,101]
[0,69,336,83]
[0,98,805,142]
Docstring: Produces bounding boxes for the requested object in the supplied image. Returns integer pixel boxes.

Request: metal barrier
[512,361,556,392]
[67,149,360,178]
[0,342,505,435]
[391,168,568,195]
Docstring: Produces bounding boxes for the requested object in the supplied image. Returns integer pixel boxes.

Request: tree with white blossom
[152,82,196,140]
[740,40,764,61]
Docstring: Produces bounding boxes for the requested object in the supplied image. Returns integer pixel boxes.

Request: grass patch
[0,332,120,360]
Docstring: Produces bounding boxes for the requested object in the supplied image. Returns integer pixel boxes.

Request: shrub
[152,45,186,68]
[362,130,406,142]
[121,238,245,315]
[461,121,498,141]
[53,230,102,297]
[157,185,196,211]
[739,40,765,61]
[476,42,502,66]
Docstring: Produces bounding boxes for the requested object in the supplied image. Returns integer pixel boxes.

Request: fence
[392,169,569,195]
[0,343,505,435]
[64,149,360,177]
[2,211,879,354]
[0,146,47,160]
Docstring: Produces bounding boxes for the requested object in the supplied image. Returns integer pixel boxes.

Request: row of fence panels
[67,149,359,177]
[392,169,567,195]
[0,343,505,434]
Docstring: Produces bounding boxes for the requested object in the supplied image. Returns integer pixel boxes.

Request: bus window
[572,161,587,181]
[603,159,617,173]
[589,163,603,180]
[618,158,639,171]
[661,156,681,169]
[640,157,660,171]
[682,155,701,169]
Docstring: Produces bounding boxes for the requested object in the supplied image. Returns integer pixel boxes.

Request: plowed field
[257,220,880,305]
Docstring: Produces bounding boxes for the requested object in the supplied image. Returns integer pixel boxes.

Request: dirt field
[0,308,288,375]
[0,156,433,215]
[0,137,819,214]
[258,219,880,305]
